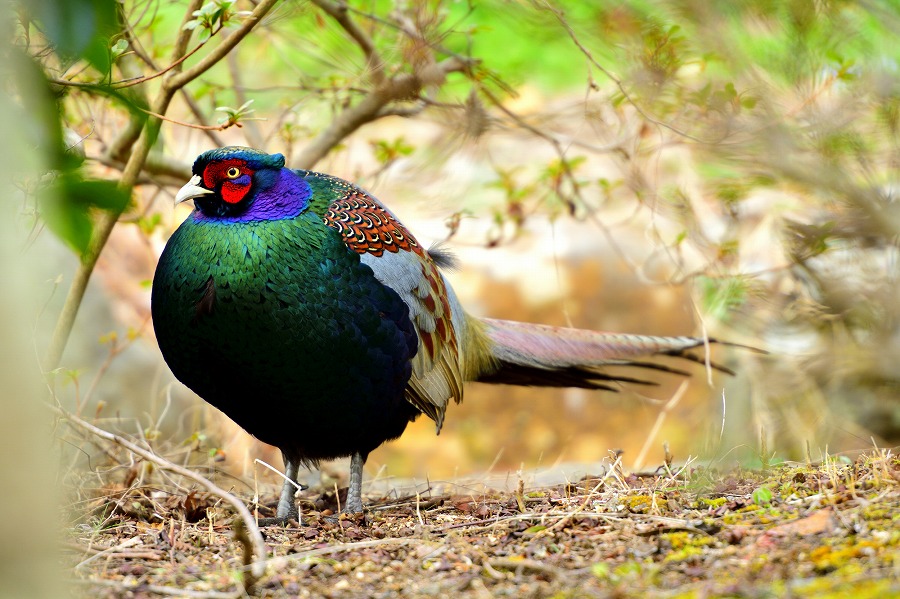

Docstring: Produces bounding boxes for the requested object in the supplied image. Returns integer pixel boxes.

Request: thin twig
[136,105,244,131]
[110,29,221,89]
[632,380,689,471]
[265,538,428,569]
[227,51,263,148]
[295,56,468,168]
[179,89,228,147]
[535,0,718,145]
[53,405,268,578]
[488,557,568,579]
[74,535,142,570]
[541,455,622,534]
[47,29,218,90]
[68,578,242,599]
[169,0,281,90]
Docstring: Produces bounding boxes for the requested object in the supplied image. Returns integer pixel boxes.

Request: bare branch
[94,154,191,186]
[121,9,158,71]
[179,89,228,147]
[136,105,251,132]
[170,0,204,64]
[376,103,427,118]
[311,0,386,85]
[110,36,217,89]
[103,114,147,163]
[296,56,468,168]
[51,24,221,90]
[227,51,264,148]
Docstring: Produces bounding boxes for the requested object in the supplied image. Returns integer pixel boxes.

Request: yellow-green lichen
[697,497,728,509]
[809,539,882,572]
[621,494,655,514]
[662,532,716,562]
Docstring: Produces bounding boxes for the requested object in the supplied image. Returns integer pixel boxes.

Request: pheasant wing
[308,174,464,430]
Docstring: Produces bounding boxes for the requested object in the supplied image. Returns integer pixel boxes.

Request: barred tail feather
[475,318,734,390]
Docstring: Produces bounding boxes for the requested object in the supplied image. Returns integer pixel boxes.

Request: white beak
[175,175,215,204]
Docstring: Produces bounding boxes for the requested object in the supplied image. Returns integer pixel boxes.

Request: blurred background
[8,0,900,518]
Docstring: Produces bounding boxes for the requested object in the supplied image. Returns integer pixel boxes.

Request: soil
[66,450,900,598]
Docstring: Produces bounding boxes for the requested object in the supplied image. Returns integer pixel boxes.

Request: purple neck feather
[193,169,311,223]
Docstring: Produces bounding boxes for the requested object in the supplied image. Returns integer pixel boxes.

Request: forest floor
[65,448,900,598]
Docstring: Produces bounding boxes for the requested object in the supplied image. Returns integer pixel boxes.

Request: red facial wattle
[221,176,252,204]
[202,159,255,204]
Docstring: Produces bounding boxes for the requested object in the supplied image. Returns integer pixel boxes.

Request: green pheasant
[152,147,734,517]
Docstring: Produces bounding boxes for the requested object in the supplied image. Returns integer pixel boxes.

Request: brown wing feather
[321,187,464,430]
[324,191,424,257]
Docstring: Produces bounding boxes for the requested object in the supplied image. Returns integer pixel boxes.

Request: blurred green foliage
[14,0,136,257]
[27,0,119,74]
[38,176,129,254]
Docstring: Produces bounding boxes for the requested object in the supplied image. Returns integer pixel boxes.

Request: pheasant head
[176,146,309,221]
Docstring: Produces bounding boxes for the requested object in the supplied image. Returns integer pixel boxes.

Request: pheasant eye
[226,167,241,179]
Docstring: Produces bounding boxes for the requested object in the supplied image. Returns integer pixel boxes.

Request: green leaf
[78,180,130,212]
[81,35,112,76]
[698,275,749,321]
[215,99,258,126]
[39,175,131,256]
[137,213,162,235]
[591,562,611,579]
[40,190,93,255]
[751,487,773,505]
[6,56,55,173]
[189,0,241,34]
[26,0,119,69]
[523,525,546,534]
[371,137,415,165]
[110,39,128,60]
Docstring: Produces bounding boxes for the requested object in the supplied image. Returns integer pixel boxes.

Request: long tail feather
[475,318,735,390]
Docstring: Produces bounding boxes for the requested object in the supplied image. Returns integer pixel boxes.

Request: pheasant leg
[345,452,366,513]
[275,458,300,520]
